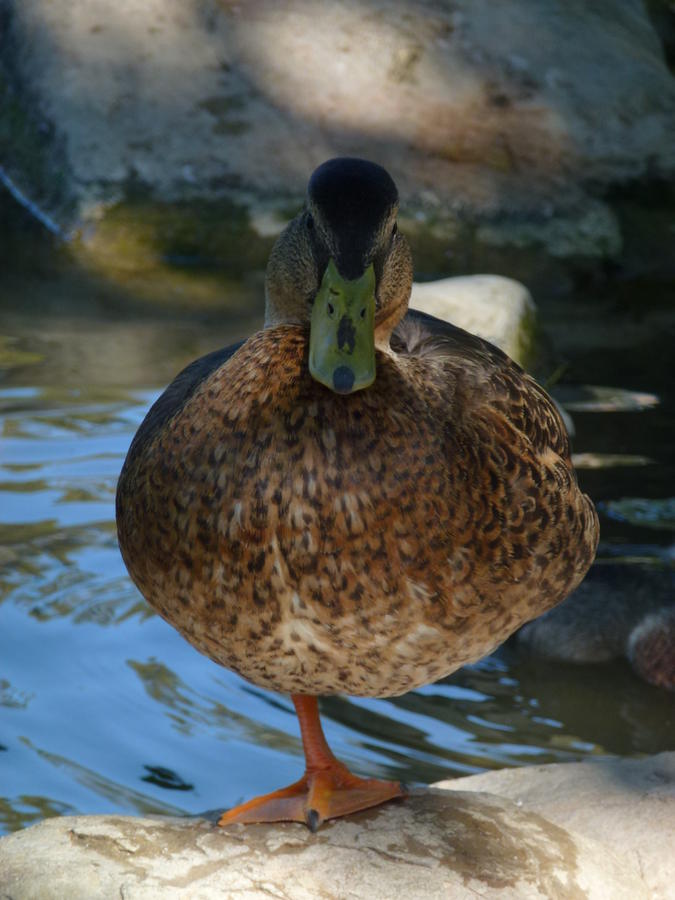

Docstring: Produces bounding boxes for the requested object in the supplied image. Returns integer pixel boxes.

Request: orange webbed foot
[217,694,405,831]
[218,764,405,831]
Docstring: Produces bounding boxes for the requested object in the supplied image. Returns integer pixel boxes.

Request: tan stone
[0,791,649,899]
[410,274,535,363]
[2,0,674,261]
[437,752,675,900]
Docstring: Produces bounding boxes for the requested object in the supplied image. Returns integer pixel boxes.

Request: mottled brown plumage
[116,157,598,827]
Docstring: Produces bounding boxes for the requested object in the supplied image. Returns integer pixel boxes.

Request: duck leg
[218,695,405,831]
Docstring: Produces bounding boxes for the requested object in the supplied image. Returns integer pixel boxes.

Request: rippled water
[1,282,673,834]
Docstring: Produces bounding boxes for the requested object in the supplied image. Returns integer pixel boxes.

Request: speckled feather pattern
[117,325,598,697]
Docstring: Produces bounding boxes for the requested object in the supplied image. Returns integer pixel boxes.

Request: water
[1,276,673,835]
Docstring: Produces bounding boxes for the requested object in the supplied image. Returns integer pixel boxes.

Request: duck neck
[374,291,409,349]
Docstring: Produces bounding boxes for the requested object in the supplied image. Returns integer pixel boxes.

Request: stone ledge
[3,755,674,899]
[3,0,675,269]
[438,752,675,900]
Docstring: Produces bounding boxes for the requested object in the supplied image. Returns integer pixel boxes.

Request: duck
[516,561,674,690]
[116,157,599,830]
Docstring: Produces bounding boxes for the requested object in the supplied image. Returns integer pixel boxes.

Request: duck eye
[306,213,314,230]
[391,222,398,237]
[327,302,335,316]
[360,307,366,319]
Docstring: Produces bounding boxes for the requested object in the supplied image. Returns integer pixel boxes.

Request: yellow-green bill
[309,259,376,394]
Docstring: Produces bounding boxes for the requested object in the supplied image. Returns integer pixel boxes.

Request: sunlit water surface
[1,287,673,834]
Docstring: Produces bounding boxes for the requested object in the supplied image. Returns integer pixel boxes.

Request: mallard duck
[517,561,674,689]
[116,157,599,830]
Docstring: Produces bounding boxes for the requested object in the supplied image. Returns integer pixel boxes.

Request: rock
[0,789,650,900]
[437,752,675,900]
[1,0,674,273]
[410,274,535,364]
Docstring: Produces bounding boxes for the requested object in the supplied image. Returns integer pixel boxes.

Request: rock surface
[1,0,674,267]
[2,754,674,899]
[438,752,675,900]
[0,790,650,900]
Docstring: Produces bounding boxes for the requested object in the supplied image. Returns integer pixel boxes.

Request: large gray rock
[3,755,674,899]
[438,752,675,900]
[0,790,650,900]
[1,0,674,267]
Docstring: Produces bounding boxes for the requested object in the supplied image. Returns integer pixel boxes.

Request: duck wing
[392,308,570,459]
[125,340,245,463]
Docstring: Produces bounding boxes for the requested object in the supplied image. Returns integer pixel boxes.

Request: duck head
[264,157,413,394]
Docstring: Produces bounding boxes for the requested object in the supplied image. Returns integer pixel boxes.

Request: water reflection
[0,796,76,835]
[1,301,673,836]
[19,738,186,818]
[142,765,194,791]
[128,658,301,755]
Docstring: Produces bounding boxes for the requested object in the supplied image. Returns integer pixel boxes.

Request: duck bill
[309,260,376,394]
